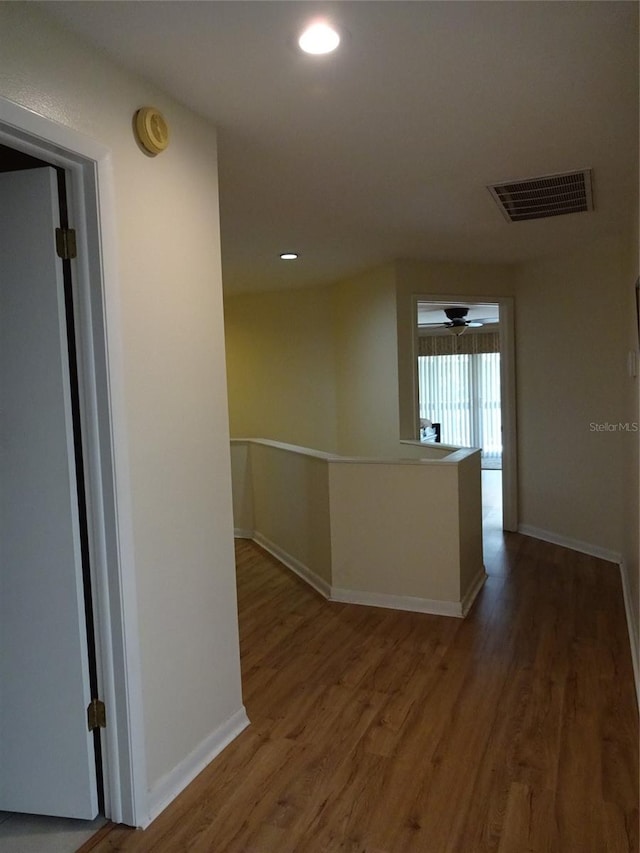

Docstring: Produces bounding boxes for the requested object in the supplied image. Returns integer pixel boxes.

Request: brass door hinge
[87,698,106,731]
[55,227,77,260]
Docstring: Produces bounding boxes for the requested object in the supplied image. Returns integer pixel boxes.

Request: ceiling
[41,1,638,294]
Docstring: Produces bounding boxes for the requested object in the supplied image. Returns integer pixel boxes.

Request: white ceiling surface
[42,1,638,294]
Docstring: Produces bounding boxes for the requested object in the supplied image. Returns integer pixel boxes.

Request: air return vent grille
[488,169,593,222]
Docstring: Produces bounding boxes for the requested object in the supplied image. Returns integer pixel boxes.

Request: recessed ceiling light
[298,21,340,55]
[280,252,298,260]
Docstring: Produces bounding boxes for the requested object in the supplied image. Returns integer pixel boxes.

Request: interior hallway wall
[620,218,639,686]
[331,264,401,456]
[224,285,338,452]
[226,244,634,569]
[0,3,243,797]
[224,265,402,458]
[514,236,628,557]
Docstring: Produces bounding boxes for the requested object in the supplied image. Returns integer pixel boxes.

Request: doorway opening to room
[0,142,108,850]
[417,301,502,468]
[415,298,516,532]
[0,94,147,835]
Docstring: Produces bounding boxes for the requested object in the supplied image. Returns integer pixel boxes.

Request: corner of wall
[619,559,640,708]
[144,707,250,828]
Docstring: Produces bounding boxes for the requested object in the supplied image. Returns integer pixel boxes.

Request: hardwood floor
[83,529,638,852]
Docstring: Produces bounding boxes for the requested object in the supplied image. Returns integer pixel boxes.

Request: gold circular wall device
[134,107,170,155]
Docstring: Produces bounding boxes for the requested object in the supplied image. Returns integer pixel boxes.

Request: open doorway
[0,95,147,830]
[417,300,503,527]
[417,301,502,466]
[413,295,518,532]
[0,146,108,849]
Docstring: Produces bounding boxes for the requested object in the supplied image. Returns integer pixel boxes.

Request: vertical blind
[418,351,502,462]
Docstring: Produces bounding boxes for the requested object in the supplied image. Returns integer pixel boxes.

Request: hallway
[84,522,638,851]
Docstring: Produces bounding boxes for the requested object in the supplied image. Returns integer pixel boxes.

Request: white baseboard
[330,562,485,619]
[330,586,468,618]
[460,566,488,617]
[619,559,640,709]
[234,527,254,539]
[252,531,332,599]
[245,531,484,620]
[517,525,622,564]
[145,706,250,827]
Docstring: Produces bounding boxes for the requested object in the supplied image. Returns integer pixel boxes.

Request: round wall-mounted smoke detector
[134,107,170,155]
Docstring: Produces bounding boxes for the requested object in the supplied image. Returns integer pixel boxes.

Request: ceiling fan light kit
[419,306,498,334]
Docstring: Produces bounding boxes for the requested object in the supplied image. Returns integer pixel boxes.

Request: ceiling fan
[419,306,498,334]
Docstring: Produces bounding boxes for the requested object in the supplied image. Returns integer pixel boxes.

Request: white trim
[331,567,486,617]
[497,297,518,532]
[330,586,467,617]
[231,436,335,461]
[517,524,622,564]
[145,707,250,828]
[0,97,147,826]
[252,532,332,599]
[234,528,254,540]
[93,152,148,830]
[231,436,473,466]
[242,530,482,619]
[619,560,640,708]
[0,98,113,163]
[460,567,488,617]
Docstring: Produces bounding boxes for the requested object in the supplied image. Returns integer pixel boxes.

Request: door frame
[0,97,148,826]
[412,293,518,532]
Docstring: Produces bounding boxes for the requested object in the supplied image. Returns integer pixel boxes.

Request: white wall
[230,441,254,537]
[514,237,628,557]
[394,252,635,562]
[229,440,485,614]
[0,3,243,799]
[329,460,470,603]
[249,440,333,586]
[620,220,639,691]
[226,247,635,565]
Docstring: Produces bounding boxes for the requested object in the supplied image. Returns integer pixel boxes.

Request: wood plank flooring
[83,528,638,852]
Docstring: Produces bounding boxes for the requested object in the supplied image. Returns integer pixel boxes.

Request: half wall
[231,439,485,618]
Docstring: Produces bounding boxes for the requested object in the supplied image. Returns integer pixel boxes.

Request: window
[417,350,502,465]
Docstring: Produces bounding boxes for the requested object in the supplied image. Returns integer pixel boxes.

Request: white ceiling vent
[488,169,593,223]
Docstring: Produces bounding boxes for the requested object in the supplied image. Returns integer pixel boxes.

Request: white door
[0,167,99,818]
